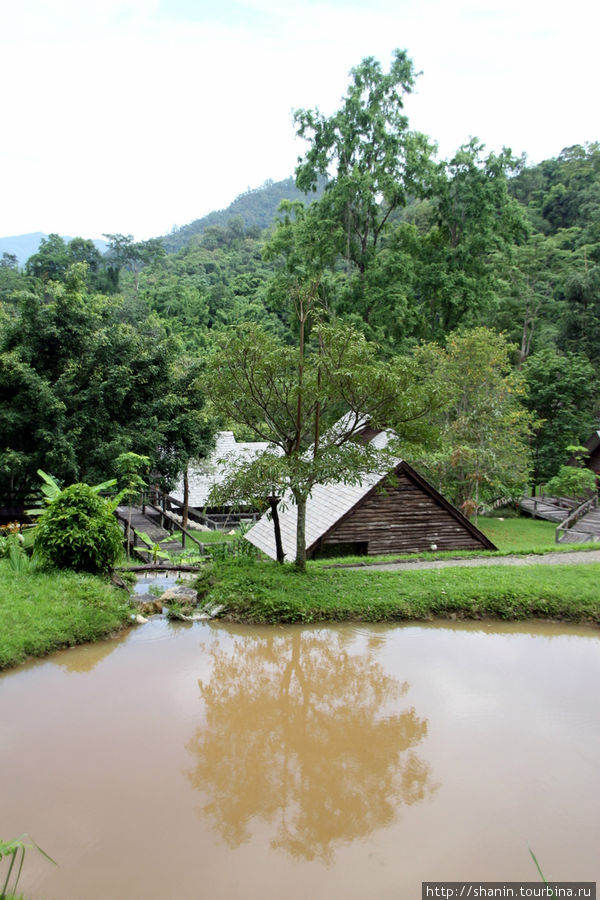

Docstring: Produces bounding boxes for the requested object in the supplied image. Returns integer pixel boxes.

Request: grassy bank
[0,561,132,670]
[200,557,600,626]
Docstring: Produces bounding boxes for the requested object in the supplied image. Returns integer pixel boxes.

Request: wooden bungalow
[171,431,274,527]
[245,437,496,561]
[581,430,600,475]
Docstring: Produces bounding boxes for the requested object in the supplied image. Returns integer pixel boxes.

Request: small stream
[131,570,193,594]
[1,614,599,899]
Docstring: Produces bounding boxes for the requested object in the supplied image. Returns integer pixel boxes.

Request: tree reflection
[186,629,435,862]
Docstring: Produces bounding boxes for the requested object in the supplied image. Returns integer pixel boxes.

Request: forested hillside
[1,51,598,515]
[162,176,326,253]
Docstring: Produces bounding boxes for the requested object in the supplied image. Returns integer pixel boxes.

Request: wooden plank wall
[588,446,600,475]
[320,472,485,555]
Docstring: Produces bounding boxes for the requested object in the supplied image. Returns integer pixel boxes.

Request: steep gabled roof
[567,430,600,468]
[245,429,495,560]
[172,431,273,508]
[245,430,390,560]
[585,431,600,454]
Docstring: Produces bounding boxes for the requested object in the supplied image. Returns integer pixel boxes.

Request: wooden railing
[555,495,598,542]
[113,508,154,556]
[140,492,207,551]
[114,502,208,561]
[143,489,260,531]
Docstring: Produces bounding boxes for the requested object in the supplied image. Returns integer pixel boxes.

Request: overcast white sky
[1,0,597,241]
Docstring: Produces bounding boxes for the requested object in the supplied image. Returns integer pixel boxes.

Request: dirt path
[332,549,600,573]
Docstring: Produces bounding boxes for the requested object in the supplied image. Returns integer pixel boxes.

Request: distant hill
[0,176,326,263]
[0,233,108,267]
[163,175,326,253]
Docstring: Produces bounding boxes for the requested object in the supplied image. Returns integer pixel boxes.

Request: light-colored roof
[245,429,394,561]
[172,431,272,508]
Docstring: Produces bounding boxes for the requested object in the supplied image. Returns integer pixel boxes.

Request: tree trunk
[295,494,307,573]
[295,290,305,453]
[182,466,189,531]
[269,497,285,564]
[126,507,132,559]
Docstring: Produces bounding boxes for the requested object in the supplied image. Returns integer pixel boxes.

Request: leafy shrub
[546,465,597,501]
[34,483,123,573]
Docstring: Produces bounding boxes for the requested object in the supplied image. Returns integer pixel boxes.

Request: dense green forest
[1,51,598,513]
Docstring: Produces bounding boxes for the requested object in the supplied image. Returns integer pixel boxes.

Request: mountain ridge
[0,233,108,267]
[1,174,327,264]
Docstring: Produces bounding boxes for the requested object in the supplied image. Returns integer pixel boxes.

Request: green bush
[34,483,123,573]
[546,465,597,501]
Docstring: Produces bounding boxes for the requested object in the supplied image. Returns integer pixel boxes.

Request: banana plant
[133,530,173,564]
[27,470,118,517]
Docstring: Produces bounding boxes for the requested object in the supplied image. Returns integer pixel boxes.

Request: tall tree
[0,263,212,496]
[558,264,600,370]
[408,140,527,340]
[0,350,75,499]
[24,235,106,292]
[204,309,444,571]
[103,233,165,295]
[154,356,216,528]
[294,49,436,329]
[522,348,597,485]
[413,328,533,517]
[494,232,567,364]
[25,234,71,283]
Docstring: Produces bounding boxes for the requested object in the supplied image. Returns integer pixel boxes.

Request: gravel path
[332,549,600,573]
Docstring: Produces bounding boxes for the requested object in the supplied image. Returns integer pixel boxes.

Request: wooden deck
[115,502,211,561]
[519,496,572,523]
[556,505,600,543]
[116,505,185,556]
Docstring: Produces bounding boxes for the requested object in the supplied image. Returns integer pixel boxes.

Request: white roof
[245,429,394,561]
[172,431,272,508]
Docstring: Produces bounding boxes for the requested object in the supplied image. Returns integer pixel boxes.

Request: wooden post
[268,496,285,564]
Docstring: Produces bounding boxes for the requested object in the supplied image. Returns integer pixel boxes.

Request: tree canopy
[1,51,598,514]
[204,311,445,569]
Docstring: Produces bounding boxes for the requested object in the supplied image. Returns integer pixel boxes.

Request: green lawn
[478,516,558,551]
[187,528,236,543]
[0,561,132,670]
[201,557,600,626]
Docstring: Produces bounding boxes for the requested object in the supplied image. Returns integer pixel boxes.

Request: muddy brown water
[1,615,599,899]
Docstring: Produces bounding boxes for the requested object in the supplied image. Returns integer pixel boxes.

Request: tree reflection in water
[186,629,435,863]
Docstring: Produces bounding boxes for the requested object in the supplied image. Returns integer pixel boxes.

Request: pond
[1,616,599,898]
